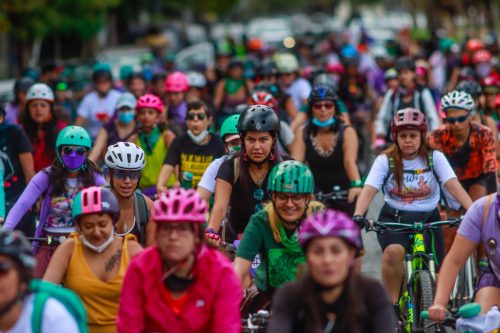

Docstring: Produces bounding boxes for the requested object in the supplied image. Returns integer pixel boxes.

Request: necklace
[249,165,266,187]
[120,198,134,233]
[310,132,337,158]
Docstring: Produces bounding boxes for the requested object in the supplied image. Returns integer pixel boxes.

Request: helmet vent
[127,154,131,164]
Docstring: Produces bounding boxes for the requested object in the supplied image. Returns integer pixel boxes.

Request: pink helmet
[298,209,362,250]
[136,94,164,113]
[473,50,492,64]
[390,108,427,141]
[165,71,189,92]
[153,188,208,224]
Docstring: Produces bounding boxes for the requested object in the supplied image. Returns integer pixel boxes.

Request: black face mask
[164,274,195,292]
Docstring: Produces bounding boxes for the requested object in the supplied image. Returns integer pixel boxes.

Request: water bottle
[180,172,193,189]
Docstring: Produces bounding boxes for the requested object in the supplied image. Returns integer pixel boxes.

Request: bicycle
[315,186,348,205]
[242,310,269,333]
[421,303,481,332]
[450,254,476,309]
[365,217,462,333]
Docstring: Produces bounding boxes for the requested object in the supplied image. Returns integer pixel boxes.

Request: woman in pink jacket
[117,188,242,333]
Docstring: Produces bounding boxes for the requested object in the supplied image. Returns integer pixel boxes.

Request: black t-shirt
[0,125,33,202]
[164,133,225,188]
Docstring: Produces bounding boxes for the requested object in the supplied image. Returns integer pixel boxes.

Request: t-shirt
[197,155,228,193]
[77,90,122,139]
[458,194,500,280]
[163,134,225,188]
[4,294,79,333]
[31,120,67,172]
[0,125,33,202]
[47,178,83,227]
[364,150,456,212]
[284,78,311,111]
[428,123,497,181]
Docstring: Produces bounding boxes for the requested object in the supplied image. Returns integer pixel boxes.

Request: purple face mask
[61,152,86,171]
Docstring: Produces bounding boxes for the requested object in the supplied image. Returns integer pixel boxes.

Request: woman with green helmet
[4,126,105,278]
[234,160,323,315]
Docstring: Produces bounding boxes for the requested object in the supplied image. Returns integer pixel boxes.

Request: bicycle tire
[410,270,436,332]
[398,263,412,332]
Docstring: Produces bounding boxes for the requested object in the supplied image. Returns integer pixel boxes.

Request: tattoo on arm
[105,250,122,272]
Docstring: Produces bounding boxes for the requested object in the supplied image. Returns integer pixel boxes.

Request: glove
[352,215,369,229]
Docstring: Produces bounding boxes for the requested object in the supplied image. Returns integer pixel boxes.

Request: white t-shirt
[2,294,79,333]
[76,90,122,139]
[284,78,311,111]
[197,156,228,193]
[364,150,456,212]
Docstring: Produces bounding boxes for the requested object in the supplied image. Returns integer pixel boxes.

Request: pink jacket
[117,245,242,333]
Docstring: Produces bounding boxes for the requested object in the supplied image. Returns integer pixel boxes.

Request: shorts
[476,264,500,292]
[461,172,497,194]
[376,204,445,269]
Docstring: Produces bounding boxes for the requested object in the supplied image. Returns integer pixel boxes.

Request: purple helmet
[298,209,362,250]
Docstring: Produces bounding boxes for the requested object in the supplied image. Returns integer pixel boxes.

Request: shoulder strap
[233,157,240,185]
[134,191,148,243]
[482,194,494,226]
[32,292,50,333]
[381,154,394,191]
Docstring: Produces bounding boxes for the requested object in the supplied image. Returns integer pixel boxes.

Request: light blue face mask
[311,117,335,128]
[118,111,135,124]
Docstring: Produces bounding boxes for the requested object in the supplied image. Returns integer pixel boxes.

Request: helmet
[186,71,207,88]
[308,83,337,104]
[258,59,278,76]
[220,114,240,141]
[247,38,264,52]
[340,45,358,59]
[276,53,299,74]
[153,188,208,223]
[238,105,280,134]
[0,228,36,270]
[14,77,34,94]
[465,39,484,52]
[440,90,475,112]
[298,209,362,250]
[92,63,113,81]
[56,126,92,150]
[482,76,500,88]
[325,62,345,74]
[26,83,54,103]
[72,186,120,222]
[253,82,278,97]
[105,142,145,171]
[267,161,314,194]
[394,56,416,71]
[165,71,189,92]
[473,50,492,64]
[248,91,278,111]
[390,108,428,141]
[115,92,137,110]
[415,65,428,77]
[136,94,164,113]
[456,80,482,98]
[385,68,398,81]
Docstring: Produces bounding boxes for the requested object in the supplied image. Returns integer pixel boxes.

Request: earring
[243,152,249,162]
[269,152,275,161]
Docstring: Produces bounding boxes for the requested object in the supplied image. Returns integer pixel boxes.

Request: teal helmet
[220,114,240,141]
[267,161,314,194]
[55,126,92,165]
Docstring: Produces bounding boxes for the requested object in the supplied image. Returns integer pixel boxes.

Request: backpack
[29,279,88,333]
[134,189,149,244]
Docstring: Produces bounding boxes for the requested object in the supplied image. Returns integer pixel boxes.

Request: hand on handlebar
[205,228,222,246]
[352,215,370,229]
[427,304,448,322]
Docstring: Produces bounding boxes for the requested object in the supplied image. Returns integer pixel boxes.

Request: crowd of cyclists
[0,28,499,333]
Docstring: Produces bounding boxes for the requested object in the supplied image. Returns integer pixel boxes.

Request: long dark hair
[48,158,101,196]
[297,272,367,333]
[22,102,59,152]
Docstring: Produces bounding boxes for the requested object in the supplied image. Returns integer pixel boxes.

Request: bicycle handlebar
[364,217,463,233]
[421,303,481,328]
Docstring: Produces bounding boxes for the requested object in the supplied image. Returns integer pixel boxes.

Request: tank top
[304,123,350,192]
[137,131,175,188]
[63,234,135,333]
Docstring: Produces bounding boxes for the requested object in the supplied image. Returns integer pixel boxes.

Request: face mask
[312,117,335,128]
[61,152,86,171]
[187,129,209,144]
[228,145,241,155]
[81,227,115,253]
[163,274,195,292]
[118,111,135,124]
[476,63,491,78]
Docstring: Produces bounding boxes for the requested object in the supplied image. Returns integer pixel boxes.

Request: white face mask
[81,227,115,253]
[187,129,209,144]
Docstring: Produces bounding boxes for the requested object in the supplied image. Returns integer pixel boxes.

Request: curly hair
[48,157,101,196]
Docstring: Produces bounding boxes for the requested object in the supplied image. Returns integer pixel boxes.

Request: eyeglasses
[0,261,15,276]
[110,170,141,180]
[158,222,193,235]
[444,114,469,124]
[312,101,335,110]
[274,193,307,205]
[186,112,207,121]
[61,146,87,156]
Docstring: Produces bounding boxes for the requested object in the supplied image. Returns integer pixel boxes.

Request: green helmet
[220,114,240,141]
[56,126,92,150]
[267,161,314,194]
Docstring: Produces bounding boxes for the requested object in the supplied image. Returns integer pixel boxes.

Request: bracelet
[349,180,363,188]
[206,228,218,235]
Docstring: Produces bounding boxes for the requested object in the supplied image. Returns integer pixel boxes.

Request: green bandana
[225,78,244,95]
[139,126,160,154]
[278,224,303,254]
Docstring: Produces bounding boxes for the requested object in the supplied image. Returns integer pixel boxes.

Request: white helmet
[441,90,475,112]
[187,71,207,88]
[26,83,54,102]
[276,53,299,74]
[105,142,145,171]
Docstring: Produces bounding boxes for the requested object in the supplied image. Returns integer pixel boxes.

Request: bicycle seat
[43,227,77,235]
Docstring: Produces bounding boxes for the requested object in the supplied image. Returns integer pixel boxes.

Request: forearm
[444,178,472,210]
[433,259,462,306]
[19,153,35,182]
[207,204,227,231]
[353,185,378,216]
[156,164,174,189]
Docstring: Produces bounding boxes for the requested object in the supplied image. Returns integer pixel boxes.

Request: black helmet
[0,229,36,271]
[238,105,280,134]
[259,59,278,76]
[308,83,338,104]
[394,56,416,71]
[456,80,482,98]
[14,77,34,94]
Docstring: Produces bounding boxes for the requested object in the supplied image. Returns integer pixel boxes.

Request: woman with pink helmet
[165,71,190,133]
[117,188,242,333]
[134,93,176,198]
[268,209,396,333]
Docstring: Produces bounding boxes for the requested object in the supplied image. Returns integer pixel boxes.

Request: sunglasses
[186,112,207,121]
[0,261,15,275]
[312,101,335,110]
[111,170,141,180]
[444,114,469,124]
[61,146,87,156]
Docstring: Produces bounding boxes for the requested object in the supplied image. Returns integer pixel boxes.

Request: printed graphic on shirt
[388,172,432,204]
[180,153,215,188]
[47,183,82,227]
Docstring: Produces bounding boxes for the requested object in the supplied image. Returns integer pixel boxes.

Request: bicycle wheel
[451,255,476,308]
[410,270,436,332]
